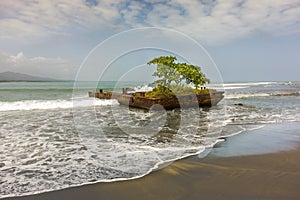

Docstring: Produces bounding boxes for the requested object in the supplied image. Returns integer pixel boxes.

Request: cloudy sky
[0,0,299,81]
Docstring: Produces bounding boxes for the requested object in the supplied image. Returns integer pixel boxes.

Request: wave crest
[0,98,119,111]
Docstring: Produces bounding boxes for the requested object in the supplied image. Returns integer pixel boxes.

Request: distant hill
[0,71,58,82]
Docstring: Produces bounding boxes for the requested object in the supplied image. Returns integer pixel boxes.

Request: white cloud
[0,51,77,80]
[9,52,25,63]
[0,0,299,44]
[122,0,300,44]
[0,0,122,40]
[176,1,298,43]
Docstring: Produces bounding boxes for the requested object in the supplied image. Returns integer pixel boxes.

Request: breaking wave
[0,98,119,111]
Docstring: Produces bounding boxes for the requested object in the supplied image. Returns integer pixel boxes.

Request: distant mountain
[0,71,58,82]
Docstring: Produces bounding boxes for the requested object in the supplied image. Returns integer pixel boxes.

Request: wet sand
[5,123,300,200]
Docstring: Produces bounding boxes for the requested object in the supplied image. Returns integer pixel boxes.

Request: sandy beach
[4,122,300,200]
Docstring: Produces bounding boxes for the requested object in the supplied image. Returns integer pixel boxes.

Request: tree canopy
[147,56,210,89]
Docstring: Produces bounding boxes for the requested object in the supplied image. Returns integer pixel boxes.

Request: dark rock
[234,103,244,106]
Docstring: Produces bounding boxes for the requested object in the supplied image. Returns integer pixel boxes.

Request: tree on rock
[147,56,209,89]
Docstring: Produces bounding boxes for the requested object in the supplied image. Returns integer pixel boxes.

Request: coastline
[4,122,300,200]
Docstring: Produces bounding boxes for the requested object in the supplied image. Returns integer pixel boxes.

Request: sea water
[0,81,299,198]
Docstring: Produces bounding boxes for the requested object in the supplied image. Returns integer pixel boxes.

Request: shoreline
[3,122,300,200]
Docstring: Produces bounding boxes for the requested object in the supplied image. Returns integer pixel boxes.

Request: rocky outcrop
[89,89,224,110]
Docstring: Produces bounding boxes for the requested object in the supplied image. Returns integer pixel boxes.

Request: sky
[0,0,299,82]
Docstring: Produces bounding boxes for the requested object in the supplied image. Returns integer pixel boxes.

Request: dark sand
[5,123,300,200]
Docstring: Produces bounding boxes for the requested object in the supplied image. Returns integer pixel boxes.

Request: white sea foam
[225,93,270,99]
[223,86,249,90]
[0,98,119,111]
[209,82,277,90]
[133,85,153,92]
[223,82,277,86]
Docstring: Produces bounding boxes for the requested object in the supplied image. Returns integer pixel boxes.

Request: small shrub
[145,85,215,98]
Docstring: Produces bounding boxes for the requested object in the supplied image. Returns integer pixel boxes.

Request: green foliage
[175,63,210,89]
[145,84,215,98]
[145,85,174,98]
[148,56,183,86]
[147,56,210,89]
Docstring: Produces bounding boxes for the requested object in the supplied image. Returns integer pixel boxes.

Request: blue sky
[0,0,299,82]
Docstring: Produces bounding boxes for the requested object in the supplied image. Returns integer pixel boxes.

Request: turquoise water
[0,82,74,102]
[0,81,299,198]
[0,81,146,102]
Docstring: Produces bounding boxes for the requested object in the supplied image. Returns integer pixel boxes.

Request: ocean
[0,81,299,198]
